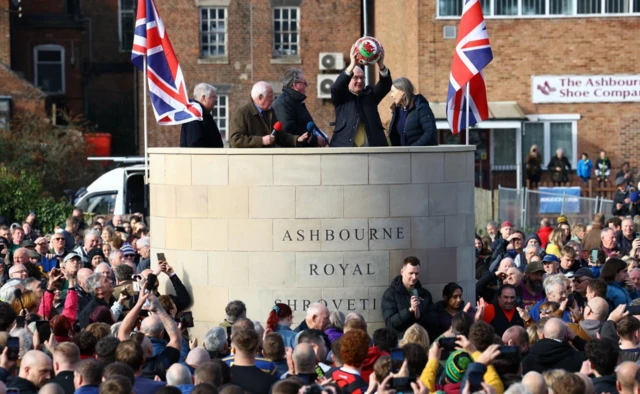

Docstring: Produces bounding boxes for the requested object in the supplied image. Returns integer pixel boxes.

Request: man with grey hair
[166,363,194,392]
[136,236,151,273]
[600,226,620,257]
[77,273,115,328]
[8,263,28,279]
[529,274,571,322]
[230,81,309,148]
[522,318,585,373]
[180,82,224,148]
[272,68,327,147]
[617,217,636,256]
[204,326,227,358]
[72,229,100,266]
[108,249,124,270]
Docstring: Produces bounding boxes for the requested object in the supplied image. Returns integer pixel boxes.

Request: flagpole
[143,56,149,184]
[465,83,470,145]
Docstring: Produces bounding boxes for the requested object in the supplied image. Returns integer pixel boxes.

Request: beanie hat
[630,191,640,203]
[557,215,568,224]
[87,248,105,263]
[445,350,473,383]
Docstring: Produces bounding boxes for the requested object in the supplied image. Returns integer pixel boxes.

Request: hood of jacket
[360,346,389,383]
[527,339,580,367]
[391,275,424,294]
[282,87,307,103]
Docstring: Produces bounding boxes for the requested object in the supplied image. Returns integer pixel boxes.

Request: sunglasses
[540,309,554,314]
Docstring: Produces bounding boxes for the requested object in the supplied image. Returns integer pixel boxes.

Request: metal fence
[498,186,613,233]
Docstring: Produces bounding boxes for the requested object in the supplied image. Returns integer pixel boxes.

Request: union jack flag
[131,0,202,125]
[446,0,493,135]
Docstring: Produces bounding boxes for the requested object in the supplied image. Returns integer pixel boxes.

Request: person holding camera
[140,260,192,314]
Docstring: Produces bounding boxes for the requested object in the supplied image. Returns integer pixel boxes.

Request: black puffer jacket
[381,275,437,338]
[522,338,585,374]
[272,87,314,136]
[272,87,323,147]
[388,94,437,146]
[329,69,392,147]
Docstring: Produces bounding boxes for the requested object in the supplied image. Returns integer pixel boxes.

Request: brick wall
[376,1,640,170]
[0,64,47,117]
[140,0,361,149]
[0,0,9,65]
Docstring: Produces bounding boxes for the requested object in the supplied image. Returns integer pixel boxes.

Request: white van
[74,158,147,216]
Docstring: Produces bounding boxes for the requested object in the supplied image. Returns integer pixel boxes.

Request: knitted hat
[87,248,105,263]
[120,243,135,256]
[445,350,473,383]
[557,215,568,224]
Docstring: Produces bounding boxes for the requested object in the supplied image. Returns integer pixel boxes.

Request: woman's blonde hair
[529,144,539,155]
[548,228,564,246]
[398,323,430,351]
[11,290,38,314]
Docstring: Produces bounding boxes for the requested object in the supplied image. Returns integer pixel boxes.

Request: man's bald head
[502,325,529,353]
[543,318,566,340]
[521,371,547,394]
[77,268,93,287]
[616,361,639,394]
[587,297,609,321]
[20,350,53,388]
[292,343,317,374]
[13,248,30,264]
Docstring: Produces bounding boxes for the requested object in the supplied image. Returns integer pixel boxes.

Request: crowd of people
[2,204,640,394]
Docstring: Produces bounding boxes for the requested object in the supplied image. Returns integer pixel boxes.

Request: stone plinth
[149,146,475,339]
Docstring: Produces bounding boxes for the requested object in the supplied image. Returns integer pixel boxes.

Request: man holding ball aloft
[330,38,391,147]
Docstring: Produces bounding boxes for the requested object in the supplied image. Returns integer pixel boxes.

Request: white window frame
[118,0,136,52]
[199,7,228,58]
[272,6,300,58]
[436,0,639,18]
[524,114,580,169]
[212,94,229,141]
[33,44,65,94]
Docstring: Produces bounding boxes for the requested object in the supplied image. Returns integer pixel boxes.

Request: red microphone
[271,121,282,136]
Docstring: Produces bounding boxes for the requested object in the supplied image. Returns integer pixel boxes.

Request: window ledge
[198,56,229,65]
[270,56,301,65]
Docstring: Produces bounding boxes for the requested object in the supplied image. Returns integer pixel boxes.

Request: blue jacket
[74,386,100,394]
[607,282,640,308]
[176,384,194,394]
[529,299,572,323]
[577,159,593,179]
[276,324,297,349]
[388,94,438,146]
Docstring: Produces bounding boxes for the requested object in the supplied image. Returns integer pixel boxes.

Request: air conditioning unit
[317,74,339,99]
[443,26,457,40]
[319,53,344,71]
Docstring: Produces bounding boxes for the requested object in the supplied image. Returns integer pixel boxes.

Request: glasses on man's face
[53,238,64,242]
[36,242,48,246]
[540,309,553,315]
[124,254,136,260]
[13,269,27,274]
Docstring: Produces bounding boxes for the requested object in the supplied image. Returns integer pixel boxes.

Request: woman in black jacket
[388,77,438,146]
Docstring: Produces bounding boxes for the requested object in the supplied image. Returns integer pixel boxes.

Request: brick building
[140,0,639,191]
[373,0,640,190]
[1,0,136,154]
[139,0,361,147]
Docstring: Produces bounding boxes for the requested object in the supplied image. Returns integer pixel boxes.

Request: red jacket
[537,226,553,249]
[360,346,389,383]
